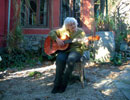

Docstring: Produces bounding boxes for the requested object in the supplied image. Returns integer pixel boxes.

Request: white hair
[62,17,78,29]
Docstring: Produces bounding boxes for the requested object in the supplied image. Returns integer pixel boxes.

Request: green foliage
[0,50,26,69]
[7,24,24,53]
[0,50,36,70]
[95,15,115,31]
[110,52,122,66]
[0,48,56,71]
[88,42,97,62]
[112,12,130,52]
[114,19,128,42]
[28,71,42,77]
[47,55,55,60]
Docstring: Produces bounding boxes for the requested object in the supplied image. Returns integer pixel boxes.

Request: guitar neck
[64,39,73,44]
[64,38,84,44]
[63,35,100,44]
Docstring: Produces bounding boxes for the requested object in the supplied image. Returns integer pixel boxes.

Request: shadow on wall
[94,31,115,62]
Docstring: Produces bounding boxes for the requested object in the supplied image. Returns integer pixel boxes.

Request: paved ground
[114,64,130,100]
[0,60,129,100]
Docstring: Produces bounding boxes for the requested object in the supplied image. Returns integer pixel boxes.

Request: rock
[37,61,42,65]
[4,68,17,73]
[120,41,128,51]
[0,74,4,79]
[94,31,115,62]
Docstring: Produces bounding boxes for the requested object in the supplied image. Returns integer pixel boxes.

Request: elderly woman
[48,17,88,93]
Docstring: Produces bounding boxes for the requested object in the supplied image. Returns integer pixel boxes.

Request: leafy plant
[28,71,42,78]
[110,52,122,66]
[0,50,41,71]
[7,24,23,53]
[0,50,27,70]
[112,10,130,53]
[7,0,24,53]
[95,14,115,31]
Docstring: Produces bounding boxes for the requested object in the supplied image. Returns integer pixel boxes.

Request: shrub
[95,15,115,31]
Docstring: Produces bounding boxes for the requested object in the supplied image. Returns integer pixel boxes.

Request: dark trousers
[54,51,81,88]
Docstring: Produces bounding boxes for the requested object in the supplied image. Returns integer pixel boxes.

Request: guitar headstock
[83,35,100,46]
[88,35,100,41]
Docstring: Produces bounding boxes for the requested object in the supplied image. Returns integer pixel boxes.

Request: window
[20,0,49,28]
[60,0,81,26]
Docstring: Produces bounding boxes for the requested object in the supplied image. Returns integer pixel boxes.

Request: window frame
[20,0,49,28]
[60,0,81,27]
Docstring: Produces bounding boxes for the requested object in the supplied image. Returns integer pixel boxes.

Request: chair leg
[80,65,84,88]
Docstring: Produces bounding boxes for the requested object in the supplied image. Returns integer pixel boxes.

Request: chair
[73,51,90,88]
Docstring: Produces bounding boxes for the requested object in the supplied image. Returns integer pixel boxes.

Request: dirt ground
[0,60,129,100]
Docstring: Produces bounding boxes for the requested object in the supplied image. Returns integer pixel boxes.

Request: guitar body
[44,36,69,55]
[44,35,100,55]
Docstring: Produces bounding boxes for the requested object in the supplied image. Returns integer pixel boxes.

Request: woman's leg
[51,52,68,93]
[60,51,82,92]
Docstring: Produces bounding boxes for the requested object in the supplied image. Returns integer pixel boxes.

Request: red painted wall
[0,0,9,47]
[0,0,94,47]
[81,0,95,34]
[0,0,14,47]
[0,0,5,47]
[53,0,60,28]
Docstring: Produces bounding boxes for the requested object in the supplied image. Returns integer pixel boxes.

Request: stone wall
[20,32,115,63]
[94,31,115,62]
[21,34,47,52]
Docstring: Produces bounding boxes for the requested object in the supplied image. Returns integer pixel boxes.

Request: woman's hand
[84,37,89,46]
[56,37,65,46]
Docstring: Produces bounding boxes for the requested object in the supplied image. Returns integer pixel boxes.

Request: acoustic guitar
[44,35,100,55]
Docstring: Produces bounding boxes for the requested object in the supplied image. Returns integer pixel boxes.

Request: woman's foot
[51,86,60,94]
[58,84,67,93]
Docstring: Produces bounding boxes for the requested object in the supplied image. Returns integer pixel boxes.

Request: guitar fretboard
[64,39,72,44]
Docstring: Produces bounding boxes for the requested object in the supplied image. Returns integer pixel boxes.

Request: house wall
[0,0,13,48]
[0,0,7,47]
[81,0,95,34]
[0,0,95,51]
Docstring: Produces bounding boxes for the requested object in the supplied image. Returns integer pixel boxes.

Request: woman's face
[67,22,77,32]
